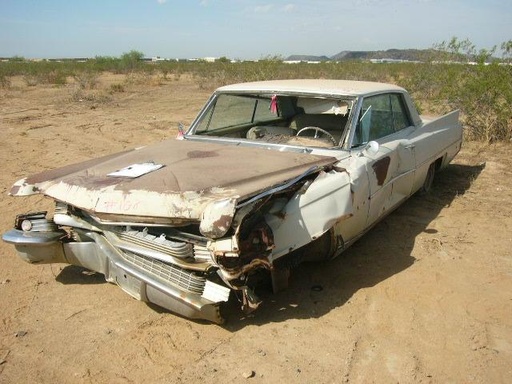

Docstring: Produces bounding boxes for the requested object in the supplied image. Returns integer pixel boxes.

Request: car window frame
[349,92,414,148]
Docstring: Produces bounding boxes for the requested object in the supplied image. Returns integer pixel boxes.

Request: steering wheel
[296,126,337,146]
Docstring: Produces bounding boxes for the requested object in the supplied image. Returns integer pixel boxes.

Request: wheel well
[434,155,445,171]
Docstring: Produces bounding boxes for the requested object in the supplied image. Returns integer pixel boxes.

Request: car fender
[265,168,353,260]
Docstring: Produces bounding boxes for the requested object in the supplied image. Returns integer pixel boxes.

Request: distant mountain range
[285,49,433,62]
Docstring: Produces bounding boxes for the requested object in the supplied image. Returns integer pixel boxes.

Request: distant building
[370,58,420,64]
[284,60,323,64]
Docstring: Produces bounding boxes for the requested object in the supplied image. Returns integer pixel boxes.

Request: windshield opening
[191,93,352,148]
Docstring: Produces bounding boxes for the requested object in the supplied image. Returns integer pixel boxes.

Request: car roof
[216,79,405,97]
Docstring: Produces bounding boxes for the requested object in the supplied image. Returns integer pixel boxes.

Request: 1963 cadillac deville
[2,79,462,323]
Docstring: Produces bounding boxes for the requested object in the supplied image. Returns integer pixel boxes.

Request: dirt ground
[0,74,511,384]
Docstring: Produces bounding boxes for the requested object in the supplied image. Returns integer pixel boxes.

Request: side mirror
[365,140,379,155]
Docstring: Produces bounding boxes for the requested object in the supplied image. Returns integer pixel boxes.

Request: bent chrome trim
[86,232,223,323]
[2,229,65,246]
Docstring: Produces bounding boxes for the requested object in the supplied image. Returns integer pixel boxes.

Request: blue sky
[1,0,511,59]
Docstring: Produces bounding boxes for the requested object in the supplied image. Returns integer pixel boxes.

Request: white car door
[352,93,417,227]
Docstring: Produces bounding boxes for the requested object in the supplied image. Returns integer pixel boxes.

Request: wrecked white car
[2,80,462,323]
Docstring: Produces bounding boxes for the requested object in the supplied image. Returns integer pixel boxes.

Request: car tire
[420,162,436,194]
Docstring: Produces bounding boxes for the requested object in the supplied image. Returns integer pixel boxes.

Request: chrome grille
[122,251,206,294]
[193,244,211,262]
[119,229,194,259]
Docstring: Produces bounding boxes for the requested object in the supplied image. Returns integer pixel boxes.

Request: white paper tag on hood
[107,162,164,178]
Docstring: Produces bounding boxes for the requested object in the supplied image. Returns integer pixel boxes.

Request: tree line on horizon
[3,37,512,63]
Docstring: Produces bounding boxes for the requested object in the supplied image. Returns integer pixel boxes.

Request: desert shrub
[45,70,68,85]
[119,50,145,73]
[69,86,84,101]
[70,86,111,103]
[109,83,125,93]
[409,38,512,142]
[89,56,119,72]
[452,63,512,142]
[0,62,13,88]
[23,74,39,87]
[123,71,151,86]
[73,71,98,89]
[0,73,10,88]
[18,62,70,86]
[23,71,67,86]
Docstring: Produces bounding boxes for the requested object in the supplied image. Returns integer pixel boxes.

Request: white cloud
[254,5,274,13]
[157,0,167,4]
[283,4,295,12]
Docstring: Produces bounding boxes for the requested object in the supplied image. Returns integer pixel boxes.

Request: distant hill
[285,55,331,62]
[286,49,434,62]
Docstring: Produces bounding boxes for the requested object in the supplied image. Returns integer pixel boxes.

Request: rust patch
[372,156,390,186]
[213,214,232,229]
[9,185,20,195]
[238,221,274,258]
[187,150,218,158]
[207,214,233,238]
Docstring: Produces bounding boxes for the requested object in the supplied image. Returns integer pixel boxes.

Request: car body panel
[2,79,463,323]
[10,138,337,225]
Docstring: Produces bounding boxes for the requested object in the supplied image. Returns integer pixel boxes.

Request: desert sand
[0,74,511,383]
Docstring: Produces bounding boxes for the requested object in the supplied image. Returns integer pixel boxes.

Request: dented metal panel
[12,139,337,222]
[266,168,353,259]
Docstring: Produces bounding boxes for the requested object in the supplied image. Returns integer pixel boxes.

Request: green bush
[119,50,145,72]
[405,37,512,142]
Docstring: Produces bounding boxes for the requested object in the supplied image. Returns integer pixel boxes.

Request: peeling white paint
[200,198,238,238]
[43,182,237,221]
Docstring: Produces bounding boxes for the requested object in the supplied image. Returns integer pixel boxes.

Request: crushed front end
[2,138,349,323]
[2,198,278,324]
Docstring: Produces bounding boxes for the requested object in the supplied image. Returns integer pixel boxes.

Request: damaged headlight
[199,198,237,239]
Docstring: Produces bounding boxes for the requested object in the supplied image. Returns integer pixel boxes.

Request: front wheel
[420,163,436,194]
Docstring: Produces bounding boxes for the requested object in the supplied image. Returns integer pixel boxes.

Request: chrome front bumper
[2,229,226,324]
[2,229,68,264]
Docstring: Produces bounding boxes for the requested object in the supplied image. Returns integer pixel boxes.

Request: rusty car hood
[10,138,337,222]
